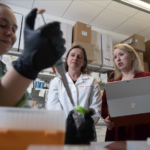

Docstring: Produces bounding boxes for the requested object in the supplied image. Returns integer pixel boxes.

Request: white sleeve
[89,78,102,124]
[46,78,63,110]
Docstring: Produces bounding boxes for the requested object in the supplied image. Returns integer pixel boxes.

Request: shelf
[4,52,113,74]
[96,66,114,73]
[6,50,22,56]
[38,72,56,79]
[87,63,101,71]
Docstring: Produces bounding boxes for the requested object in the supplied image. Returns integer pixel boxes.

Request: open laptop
[105,76,150,119]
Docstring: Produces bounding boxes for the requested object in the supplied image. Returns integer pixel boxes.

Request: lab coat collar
[66,72,89,84]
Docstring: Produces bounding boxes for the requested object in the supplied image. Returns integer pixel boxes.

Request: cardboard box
[136,51,143,68]
[144,40,150,58]
[101,34,113,67]
[121,34,145,52]
[144,62,149,72]
[73,22,91,43]
[72,41,94,64]
[91,30,102,65]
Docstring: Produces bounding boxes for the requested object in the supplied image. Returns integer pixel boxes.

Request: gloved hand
[13,8,65,80]
[65,109,96,144]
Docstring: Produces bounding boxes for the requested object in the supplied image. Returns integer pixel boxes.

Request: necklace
[122,74,135,80]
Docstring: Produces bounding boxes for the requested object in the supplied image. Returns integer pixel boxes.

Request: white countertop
[27,143,113,150]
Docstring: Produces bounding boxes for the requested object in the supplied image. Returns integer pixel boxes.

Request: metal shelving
[6,50,22,56]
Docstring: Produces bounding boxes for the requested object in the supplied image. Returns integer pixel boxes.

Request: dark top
[73,80,77,84]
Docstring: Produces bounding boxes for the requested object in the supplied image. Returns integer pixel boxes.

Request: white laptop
[105,76,150,118]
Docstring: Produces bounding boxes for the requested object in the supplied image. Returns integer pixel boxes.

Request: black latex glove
[65,109,96,144]
[13,8,66,80]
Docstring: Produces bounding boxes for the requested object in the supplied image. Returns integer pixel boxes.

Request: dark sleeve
[101,89,109,119]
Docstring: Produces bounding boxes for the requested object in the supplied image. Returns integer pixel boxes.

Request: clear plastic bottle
[43,80,48,89]
[72,105,87,129]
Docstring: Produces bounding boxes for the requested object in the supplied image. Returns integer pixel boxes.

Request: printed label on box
[82,31,87,36]
[124,38,132,44]
[102,34,113,67]
[135,39,138,42]
[87,25,91,28]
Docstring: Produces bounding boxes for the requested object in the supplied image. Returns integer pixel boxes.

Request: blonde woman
[102,43,150,141]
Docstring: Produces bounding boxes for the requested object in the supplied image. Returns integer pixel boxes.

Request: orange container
[0,130,65,150]
[0,107,66,150]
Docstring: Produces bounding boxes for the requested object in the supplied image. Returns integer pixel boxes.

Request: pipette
[37,9,46,24]
[37,9,75,107]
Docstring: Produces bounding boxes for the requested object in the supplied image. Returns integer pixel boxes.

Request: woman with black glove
[65,109,96,144]
[0,4,65,106]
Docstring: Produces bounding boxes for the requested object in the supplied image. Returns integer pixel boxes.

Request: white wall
[3,1,128,48]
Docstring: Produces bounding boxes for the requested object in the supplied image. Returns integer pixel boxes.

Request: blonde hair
[113,44,143,80]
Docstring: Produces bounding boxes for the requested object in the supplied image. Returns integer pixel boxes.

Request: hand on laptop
[104,116,114,130]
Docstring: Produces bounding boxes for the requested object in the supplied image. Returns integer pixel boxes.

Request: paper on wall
[102,34,113,67]
[61,23,73,58]
[39,89,46,97]
[91,30,102,65]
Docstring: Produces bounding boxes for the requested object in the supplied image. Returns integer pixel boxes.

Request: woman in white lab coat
[47,45,102,124]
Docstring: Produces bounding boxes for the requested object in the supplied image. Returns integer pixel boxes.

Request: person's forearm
[0,67,32,106]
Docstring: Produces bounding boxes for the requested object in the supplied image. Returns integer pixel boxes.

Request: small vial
[35,78,40,89]
[39,81,44,89]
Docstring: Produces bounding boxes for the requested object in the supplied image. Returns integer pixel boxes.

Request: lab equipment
[55,59,75,106]
[65,109,96,144]
[38,9,74,106]
[35,78,40,89]
[72,105,87,129]
[0,107,66,150]
[39,80,44,89]
[37,9,46,24]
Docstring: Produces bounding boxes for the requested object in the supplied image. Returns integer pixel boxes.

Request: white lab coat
[46,72,102,124]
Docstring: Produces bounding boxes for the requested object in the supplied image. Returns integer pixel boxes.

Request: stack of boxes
[143,40,150,72]
[72,22,94,64]
[121,34,146,71]
[72,22,114,68]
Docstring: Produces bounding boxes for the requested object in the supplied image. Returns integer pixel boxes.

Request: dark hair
[0,3,12,10]
[65,45,87,74]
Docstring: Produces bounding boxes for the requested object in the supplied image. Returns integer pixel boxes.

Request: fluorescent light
[113,0,150,14]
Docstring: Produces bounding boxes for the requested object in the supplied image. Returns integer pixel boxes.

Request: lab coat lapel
[66,72,74,83]
[76,74,89,85]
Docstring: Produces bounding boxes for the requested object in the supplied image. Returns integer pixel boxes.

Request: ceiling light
[113,0,150,14]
